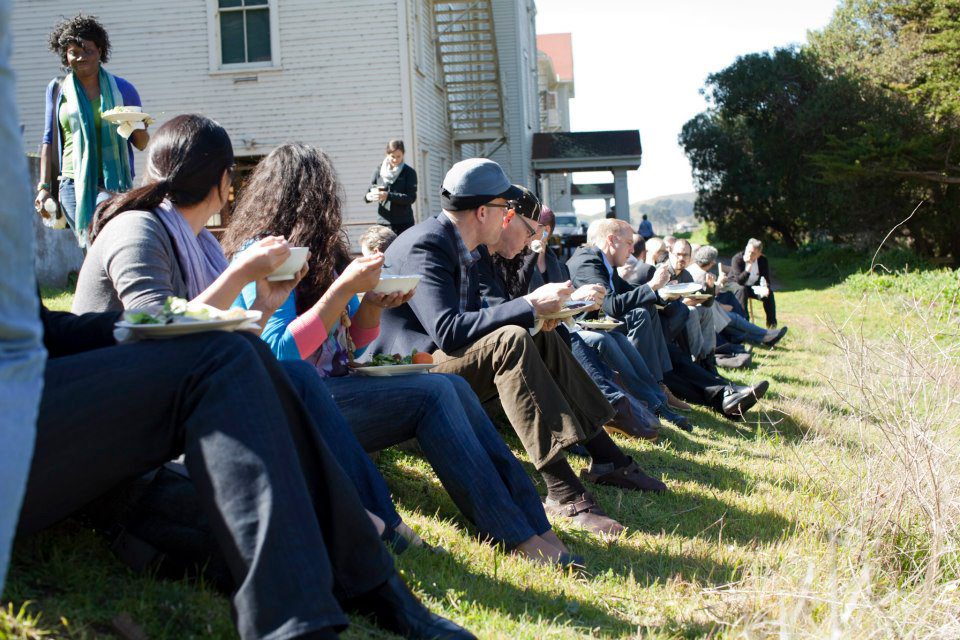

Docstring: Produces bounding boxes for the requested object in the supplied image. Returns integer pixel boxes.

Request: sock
[583,430,631,471]
[540,458,586,504]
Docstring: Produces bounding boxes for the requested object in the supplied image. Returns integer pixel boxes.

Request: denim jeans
[0,1,46,591]
[568,332,626,406]
[576,329,668,411]
[326,372,550,546]
[280,361,402,530]
[722,310,769,344]
[20,330,393,639]
[57,177,111,248]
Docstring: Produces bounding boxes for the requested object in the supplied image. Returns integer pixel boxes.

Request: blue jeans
[621,305,673,381]
[577,329,668,410]
[568,332,626,405]
[325,372,550,546]
[57,177,111,248]
[722,311,768,344]
[0,0,46,591]
[281,361,402,530]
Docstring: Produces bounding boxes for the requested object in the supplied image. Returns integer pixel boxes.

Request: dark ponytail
[91,114,234,243]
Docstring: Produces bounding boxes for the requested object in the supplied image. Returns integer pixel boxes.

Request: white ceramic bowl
[266,247,309,281]
[373,274,421,294]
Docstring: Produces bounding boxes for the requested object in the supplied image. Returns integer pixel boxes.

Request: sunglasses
[492,203,537,237]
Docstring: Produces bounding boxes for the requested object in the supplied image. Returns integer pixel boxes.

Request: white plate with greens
[578,318,623,331]
[116,298,261,339]
[352,363,435,377]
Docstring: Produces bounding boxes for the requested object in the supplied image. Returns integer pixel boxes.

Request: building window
[210,0,279,70]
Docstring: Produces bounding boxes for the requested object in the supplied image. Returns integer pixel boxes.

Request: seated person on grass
[221,143,579,568]
[568,219,768,421]
[71,115,423,550]
[687,245,787,348]
[19,303,474,640]
[478,186,665,446]
[504,193,690,434]
[370,158,657,538]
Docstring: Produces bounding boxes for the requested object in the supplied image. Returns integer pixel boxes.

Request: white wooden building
[11,0,542,245]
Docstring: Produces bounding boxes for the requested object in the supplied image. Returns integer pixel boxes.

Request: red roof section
[537,33,574,83]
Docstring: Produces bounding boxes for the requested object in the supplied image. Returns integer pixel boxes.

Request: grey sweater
[72,210,189,314]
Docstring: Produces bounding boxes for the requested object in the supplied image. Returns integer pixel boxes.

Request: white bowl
[373,274,421,294]
[266,247,309,281]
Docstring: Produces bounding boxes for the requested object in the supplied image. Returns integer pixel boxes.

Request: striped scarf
[59,67,132,246]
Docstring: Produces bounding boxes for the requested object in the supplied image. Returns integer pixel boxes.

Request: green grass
[4,258,958,639]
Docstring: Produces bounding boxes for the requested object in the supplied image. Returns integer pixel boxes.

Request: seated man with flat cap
[370,159,663,538]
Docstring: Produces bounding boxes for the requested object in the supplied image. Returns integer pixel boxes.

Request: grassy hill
[4,258,959,639]
[629,192,696,235]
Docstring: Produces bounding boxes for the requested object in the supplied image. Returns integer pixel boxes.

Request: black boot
[345,573,476,639]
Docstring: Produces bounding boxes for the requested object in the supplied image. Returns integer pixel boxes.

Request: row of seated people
[20,113,788,640]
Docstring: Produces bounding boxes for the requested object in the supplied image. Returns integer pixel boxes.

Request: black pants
[735,285,777,327]
[18,331,393,640]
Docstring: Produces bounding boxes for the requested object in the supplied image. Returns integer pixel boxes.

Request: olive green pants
[431,325,614,470]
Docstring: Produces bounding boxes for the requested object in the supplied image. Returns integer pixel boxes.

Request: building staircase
[432,1,506,150]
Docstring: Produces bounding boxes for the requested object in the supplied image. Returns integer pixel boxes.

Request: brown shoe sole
[603,423,658,442]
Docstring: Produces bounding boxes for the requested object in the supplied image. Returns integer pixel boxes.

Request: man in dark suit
[727,238,778,328]
[370,159,662,537]
[567,219,766,421]
[20,306,474,640]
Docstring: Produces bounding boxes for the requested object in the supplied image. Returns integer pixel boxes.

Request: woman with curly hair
[36,13,150,247]
[222,143,581,568]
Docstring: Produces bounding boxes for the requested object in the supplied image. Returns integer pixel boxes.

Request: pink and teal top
[233,280,379,378]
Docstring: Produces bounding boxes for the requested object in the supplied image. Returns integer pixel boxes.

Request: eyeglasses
[497,207,537,237]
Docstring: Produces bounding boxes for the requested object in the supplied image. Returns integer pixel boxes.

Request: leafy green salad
[124,297,248,325]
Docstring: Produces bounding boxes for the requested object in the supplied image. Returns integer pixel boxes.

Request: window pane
[220,12,245,64]
[219,0,242,7]
[244,0,268,5]
[245,9,271,62]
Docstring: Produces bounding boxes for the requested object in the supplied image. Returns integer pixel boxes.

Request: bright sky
[535,0,841,212]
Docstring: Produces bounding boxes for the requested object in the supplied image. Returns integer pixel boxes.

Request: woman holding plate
[36,14,150,248]
[73,115,436,553]
[364,139,417,235]
[222,143,581,568]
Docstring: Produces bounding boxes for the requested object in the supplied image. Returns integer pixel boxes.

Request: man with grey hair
[568,220,766,421]
[689,245,787,349]
[728,238,778,328]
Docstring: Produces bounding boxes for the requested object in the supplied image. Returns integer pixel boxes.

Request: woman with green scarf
[37,14,150,249]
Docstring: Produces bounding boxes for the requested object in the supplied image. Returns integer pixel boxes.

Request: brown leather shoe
[660,383,692,412]
[605,397,659,441]
[580,457,667,493]
[543,492,625,537]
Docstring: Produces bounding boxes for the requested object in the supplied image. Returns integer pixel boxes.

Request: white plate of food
[116,298,261,339]
[353,363,435,376]
[684,292,714,303]
[102,106,153,124]
[539,300,595,320]
[658,282,702,300]
[353,351,434,376]
[266,246,309,281]
[373,275,421,295]
[578,318,624,331]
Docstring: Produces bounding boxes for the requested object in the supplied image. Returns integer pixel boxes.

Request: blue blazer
[367,214,536,357]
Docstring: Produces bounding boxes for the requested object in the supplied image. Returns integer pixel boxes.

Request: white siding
[489,0,538,189]
[12,0,407,245]
[408,0,453,219]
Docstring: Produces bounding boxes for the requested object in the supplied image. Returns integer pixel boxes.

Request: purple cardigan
[41,73,142,177]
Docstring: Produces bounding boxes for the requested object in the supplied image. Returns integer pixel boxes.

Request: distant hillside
[629,192,696,234]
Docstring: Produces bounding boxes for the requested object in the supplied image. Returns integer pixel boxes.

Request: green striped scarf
[59,67,132,246]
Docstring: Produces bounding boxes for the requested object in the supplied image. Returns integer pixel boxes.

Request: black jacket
[41,305,119,358]
[727,253,771,288]
[367,214,535,357]
[566,246,657,320]
[368,164,417,227]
